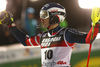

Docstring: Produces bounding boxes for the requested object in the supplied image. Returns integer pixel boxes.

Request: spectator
[25,7,38,36]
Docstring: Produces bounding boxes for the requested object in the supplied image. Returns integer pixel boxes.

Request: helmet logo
[51,9,58,12]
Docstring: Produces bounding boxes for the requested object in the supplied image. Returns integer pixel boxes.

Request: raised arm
[0,11,41,46]
[9,26,41,46]
[65,24,100,44]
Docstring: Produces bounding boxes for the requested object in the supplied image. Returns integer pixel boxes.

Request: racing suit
[9,25,99,67]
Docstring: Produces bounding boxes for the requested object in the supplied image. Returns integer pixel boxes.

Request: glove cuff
[95,23,100,28]
[7,22,16,28]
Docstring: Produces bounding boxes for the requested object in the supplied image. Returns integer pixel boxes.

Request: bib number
[44,50,53,60]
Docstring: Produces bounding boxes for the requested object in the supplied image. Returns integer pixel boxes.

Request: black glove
[0,11,15,27]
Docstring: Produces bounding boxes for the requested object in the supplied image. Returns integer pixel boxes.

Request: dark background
[0,0,93,45]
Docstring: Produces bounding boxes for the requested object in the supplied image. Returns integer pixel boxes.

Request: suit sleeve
[25,33,41,46]
[9,27,27,46]
[65,25,99,44]
[9,26,41,46]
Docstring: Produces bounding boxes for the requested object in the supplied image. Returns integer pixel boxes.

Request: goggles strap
[49,11,65,16]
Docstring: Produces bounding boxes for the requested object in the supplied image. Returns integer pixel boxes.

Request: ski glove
[0,11,15,28]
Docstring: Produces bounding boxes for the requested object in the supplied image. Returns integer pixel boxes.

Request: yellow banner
[74,57,100,67]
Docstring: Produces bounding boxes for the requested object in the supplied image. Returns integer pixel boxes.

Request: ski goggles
[40,10,49,19]
[40,10,66,19]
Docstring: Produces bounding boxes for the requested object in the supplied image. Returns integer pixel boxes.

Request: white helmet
[40,3,66,25]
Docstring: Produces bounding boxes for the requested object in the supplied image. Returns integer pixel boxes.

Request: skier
[0,3,100,67]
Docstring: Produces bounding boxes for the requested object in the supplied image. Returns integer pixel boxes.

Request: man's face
[40,18,50,28]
